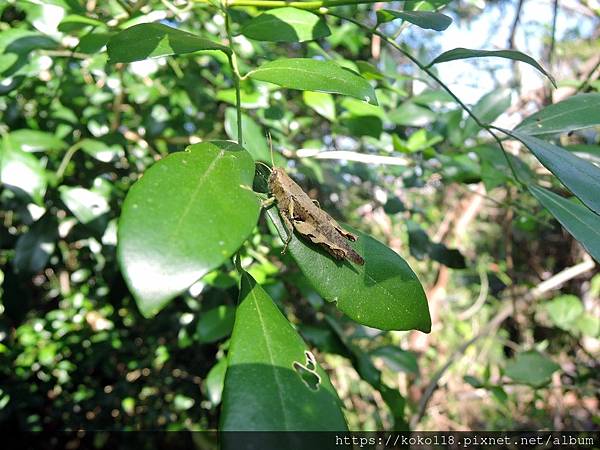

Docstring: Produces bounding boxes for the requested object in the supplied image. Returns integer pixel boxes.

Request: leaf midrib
[517,97,600,134]
[247,275,292,430]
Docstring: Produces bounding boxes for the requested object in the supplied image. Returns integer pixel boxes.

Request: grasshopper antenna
[267,131,275,167]
[255,160,271,172]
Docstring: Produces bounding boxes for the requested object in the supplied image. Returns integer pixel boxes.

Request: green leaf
[248,58,377,105]
[14,214,57,274]
[7,130,67,153]
[341,97,386,120]
[79,138,124,163]
[340,115,382,138]
[196,305,236,343]
[206,358,228,405]
[544,295,584,332]
[565,144,600,166]
[504,351,559,388]
[429,243,466,268]
[117,141,260,318]
[267,209,430,332]
[464,375,484,388]
[384,197,405,214]
[59,186,110,225]
[474,144,534,190]
[220,271,347,432]
[223,108,270,162]
[0,141,47,204]
[576,314,600,337]
[463,89,511,139]
[511,131,600,216]
[355,61,385,80]
[173,394,194,411]
[217,86,269,109]
[515,93,600,136]
[240,7,330,42]
[303,91,336,121]
[78,32,115,54]
[528,185,600,262]
[371,346,419,375]
[58,14,106,33]
[377,10,452,31]
[107,23,229,63]
[407,220,466,268]
[427,48,555,86]
[389,102,435,127]
[0,29,57,76]
[407,220,430,260]
[412,89,455,105]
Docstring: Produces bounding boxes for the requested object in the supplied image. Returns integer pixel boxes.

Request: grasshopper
[261,139,365,266]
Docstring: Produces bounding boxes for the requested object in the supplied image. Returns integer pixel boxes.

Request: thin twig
[531,257,595,296]
[507,0,525,49]
[224,9,243,144]
[546,0,559,104]
[457,265,489,321]
[575,57,600,93]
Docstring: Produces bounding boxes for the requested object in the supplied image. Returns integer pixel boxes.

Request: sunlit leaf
[248,58,377,105]
[515,93,600,136]
[117,141,260,317]
[303,91,336,121]
[377,10,452,31]
[240,7,330,42]
[267,209,430,332]
[7,130,66,153]
[0,141,47,204]
[107,23,229,63]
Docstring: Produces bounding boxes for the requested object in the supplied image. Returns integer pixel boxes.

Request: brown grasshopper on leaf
[261,138,365,266]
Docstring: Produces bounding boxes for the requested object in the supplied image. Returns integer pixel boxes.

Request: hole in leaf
[304,350,316,371]
[293,351,321,391]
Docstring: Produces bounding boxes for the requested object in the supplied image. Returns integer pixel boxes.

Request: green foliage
[107,23,230,63]
[515,93,600,136]
[247,58,378,104]
[528,185,600,261]
[377,10,452,31]
[240,7,331,42]
[512,130,600,216]
[117,141,260,317]
[1,0,598,437]
[268,209,431,332]
[504,351,560,388]
[427,48,556,86]
[221,271,347,432]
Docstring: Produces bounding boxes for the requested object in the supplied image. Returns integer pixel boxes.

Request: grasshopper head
[268,167,285,189]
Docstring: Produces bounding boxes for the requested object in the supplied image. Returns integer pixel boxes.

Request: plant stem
[225,9,243,144]
[115,0,133,14]
[327,11,525,186]
[56,141,86,182]
[195,0,385,9]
